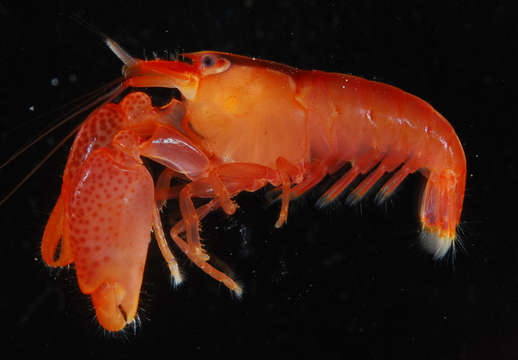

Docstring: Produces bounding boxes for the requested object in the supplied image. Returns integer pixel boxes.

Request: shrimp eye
[201,54,217,68]
[198,53,231,76]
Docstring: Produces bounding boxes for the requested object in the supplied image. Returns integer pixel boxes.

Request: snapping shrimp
[41,38,466,331]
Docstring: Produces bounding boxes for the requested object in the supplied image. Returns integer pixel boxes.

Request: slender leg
[174,166,257,261]
[168,162,300,295]
[170,199,243,296]
[209,169,238,215]
[274,157,303,228]
[155,168,188,208]
[175,168,240,261]
[289,160,328,199]
[178,184,208,261]
[375,158,418,203]
[152,206,182,286]
[275,169,291,228]
[347,150,407,204]
[347,165,387,204]
[316,166,359,208]
[375,166,409,202]
[317,151,382,207]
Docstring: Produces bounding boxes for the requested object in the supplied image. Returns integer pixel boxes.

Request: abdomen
[296,70,466,258]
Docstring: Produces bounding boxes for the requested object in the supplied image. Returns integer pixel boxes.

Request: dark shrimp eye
[201,54,217,67]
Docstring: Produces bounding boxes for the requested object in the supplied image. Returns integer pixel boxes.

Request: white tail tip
[420,230,455,260]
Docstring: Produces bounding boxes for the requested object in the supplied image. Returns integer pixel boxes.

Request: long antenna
[68,14,111,42]
[0,78,123,170]
[0,17,132,206]
[0,84,125,207]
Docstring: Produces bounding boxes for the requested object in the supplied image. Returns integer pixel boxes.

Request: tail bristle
[420,227,455,259]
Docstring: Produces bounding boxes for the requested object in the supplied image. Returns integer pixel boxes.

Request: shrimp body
[42,39,466,331]
[128,50,465,257]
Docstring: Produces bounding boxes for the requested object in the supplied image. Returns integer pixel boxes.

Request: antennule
[105,38,137,67]
[68,16,137,67]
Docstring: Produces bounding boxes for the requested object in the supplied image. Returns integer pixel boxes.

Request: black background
[1,1,516,359]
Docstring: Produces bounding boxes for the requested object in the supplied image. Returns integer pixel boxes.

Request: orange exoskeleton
[41,38,466,331]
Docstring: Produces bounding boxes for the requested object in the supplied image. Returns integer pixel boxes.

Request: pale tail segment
[419,168,466,259]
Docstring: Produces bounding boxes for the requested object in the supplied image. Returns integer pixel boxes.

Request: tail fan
[419,169,465,259]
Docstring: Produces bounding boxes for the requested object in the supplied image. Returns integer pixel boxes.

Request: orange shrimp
[41,38,466,332]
